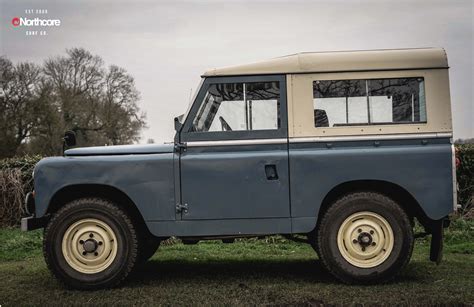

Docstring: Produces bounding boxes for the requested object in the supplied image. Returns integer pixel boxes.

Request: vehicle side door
[177,75,290,230]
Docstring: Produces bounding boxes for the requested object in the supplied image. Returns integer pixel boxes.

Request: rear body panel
[289,136,453,233]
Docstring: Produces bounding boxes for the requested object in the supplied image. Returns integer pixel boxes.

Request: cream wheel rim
[337,211,394,268]
[61,218,118,274]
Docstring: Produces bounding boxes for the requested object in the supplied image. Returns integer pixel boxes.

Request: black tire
[308,231,321,259]
[137,233,160,265]
[43,198,138,289]
[316,192,414,284]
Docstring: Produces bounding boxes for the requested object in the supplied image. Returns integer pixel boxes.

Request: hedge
[0,156,42,227]
[456,144,474,217]
[0,146,473,227]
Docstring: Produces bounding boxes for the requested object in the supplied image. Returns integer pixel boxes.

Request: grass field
[0,220,473,306]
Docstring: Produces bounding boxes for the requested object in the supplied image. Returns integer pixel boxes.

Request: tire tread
[316,191,414,284]
[43,198,138,289]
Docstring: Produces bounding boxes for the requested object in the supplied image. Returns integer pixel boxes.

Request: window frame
[180,75,288,142]
[312,76,427,128]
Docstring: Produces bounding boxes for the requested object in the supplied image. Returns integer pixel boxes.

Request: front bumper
[21,215,48,231]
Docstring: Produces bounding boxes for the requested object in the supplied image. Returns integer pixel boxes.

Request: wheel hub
[357,232,373,247]
[83,239,98,253]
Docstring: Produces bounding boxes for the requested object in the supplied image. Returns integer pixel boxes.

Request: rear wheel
[316,192,414,284]
[43,198,138,289]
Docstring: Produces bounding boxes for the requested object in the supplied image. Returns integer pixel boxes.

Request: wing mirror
[63,131,77,148]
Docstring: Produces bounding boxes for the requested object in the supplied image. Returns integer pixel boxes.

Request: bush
[456,144,474,217]
[0,156,41,227]
[0,145,472,227]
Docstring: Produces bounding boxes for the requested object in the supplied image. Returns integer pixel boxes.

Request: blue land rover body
[22,48,457,288]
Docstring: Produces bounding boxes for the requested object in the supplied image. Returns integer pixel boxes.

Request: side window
[191,82,280,132]
[313,80,366,127]
[368,78,426,123]
[313,77,426,127]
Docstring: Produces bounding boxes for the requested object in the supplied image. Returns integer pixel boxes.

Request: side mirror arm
[174,117,183,132]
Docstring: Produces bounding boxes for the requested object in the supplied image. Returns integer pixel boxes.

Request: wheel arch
[316,180,433,231]
[47,184,150,235]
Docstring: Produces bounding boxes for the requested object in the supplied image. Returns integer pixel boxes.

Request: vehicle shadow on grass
[128,258,425,287]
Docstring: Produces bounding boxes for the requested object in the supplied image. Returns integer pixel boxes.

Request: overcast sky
[1,0,472,141]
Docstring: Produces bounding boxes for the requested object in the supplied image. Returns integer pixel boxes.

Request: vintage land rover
[22,48,456,289]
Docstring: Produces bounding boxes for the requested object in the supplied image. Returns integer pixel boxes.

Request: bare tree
[101,65,146,145]
[0,57,43,157]
[0,48,147,158]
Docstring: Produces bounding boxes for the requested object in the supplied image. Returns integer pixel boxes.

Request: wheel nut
[370,230,374,235]
[89,233,94,238]
[358,229,362,233]
[362,247,366,251]
[82,251,87,255]
[94,252,98,256]
[352,239,358,244]
[98,241,103,245]
[372,242,376,246]
[79,240,84,244]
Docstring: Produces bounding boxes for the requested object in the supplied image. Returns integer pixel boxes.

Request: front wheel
[43,198,138,289]
[316,192,414,284]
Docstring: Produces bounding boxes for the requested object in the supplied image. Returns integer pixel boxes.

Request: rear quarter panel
[289,137,453,231]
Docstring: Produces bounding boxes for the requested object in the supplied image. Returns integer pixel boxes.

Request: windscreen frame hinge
[176,203,188,213]
[174,142,187,152]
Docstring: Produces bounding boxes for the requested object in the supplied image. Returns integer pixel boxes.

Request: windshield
[179,78,204,124]
[191,81,280,132]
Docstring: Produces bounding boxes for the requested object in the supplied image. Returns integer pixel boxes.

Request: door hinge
[176,203,188,213]
[174,142,187,152]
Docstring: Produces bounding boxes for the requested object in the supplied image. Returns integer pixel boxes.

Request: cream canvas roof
[203,48,448,77]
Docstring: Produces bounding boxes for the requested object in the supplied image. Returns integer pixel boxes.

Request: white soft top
[203,48,448,77]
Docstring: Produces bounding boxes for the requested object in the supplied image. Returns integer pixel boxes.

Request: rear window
[313,77,426,127]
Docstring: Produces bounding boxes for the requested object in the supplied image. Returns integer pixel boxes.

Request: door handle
[265,164,278,180]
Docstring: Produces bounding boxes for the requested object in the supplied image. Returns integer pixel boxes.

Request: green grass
[0,223,473,306]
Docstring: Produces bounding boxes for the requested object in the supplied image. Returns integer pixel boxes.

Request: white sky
[1,0,473,142]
